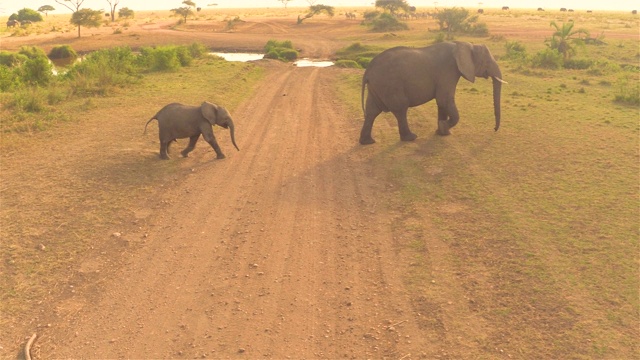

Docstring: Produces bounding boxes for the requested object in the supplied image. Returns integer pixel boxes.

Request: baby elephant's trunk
[229,121,239,151]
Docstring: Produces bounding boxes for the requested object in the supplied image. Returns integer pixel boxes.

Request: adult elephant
[6,19,19,27]
[145,101,239,160]
[359,41,505,145]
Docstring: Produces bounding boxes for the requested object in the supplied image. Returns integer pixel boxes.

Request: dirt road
[29,62,438,358]
[1,16,495,359]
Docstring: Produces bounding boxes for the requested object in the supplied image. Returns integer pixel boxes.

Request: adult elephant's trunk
[228,121,239,151]
[491,66,506,132]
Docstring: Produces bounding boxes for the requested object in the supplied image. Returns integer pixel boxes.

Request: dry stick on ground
[24,333,37,360]
[388,319,407,328]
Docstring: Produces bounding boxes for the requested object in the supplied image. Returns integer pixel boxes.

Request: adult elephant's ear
[200,101,218,125]
[454,42,476,83]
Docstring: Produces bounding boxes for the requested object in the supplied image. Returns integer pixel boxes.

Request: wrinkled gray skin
[360,41,505,145]
[145,101,239,160]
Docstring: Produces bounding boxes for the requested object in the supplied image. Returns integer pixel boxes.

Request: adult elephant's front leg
[393,108,417,142]
[436,100,460,136]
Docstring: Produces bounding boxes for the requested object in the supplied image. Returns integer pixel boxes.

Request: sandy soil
[36,62,431,359]
[1,16,459,359]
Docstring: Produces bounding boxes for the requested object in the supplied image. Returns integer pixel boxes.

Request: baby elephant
[145,101,239,160]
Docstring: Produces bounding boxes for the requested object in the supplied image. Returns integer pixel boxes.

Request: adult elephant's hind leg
[159,141,170,160]
[393,108,417,142]
[359,96,382,145]
[181,135,199,157]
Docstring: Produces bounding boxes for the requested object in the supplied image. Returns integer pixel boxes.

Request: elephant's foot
[436,121,451,136]
[160,154,170,160]
[359,136,376,145]
[180,151,190,158]
[400,132,418,142]
[216,154,226,159]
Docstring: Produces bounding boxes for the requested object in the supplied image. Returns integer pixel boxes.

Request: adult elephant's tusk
[494,76,508,84]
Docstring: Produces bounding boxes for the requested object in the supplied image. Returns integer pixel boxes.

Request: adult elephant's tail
[143,117,157,134]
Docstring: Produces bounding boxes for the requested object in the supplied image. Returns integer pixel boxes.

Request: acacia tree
[172,0,196,23]
[55,0,84,13]
[38,5,56,17]
[118,7,134,18]
[278,0,294,9]
[70,8,103,37]
[375,0,410,15]
[106,0,120,22]
[55,0,84,37]
[297,4,334,24]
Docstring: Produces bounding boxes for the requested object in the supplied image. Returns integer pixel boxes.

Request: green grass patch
[334,40,638,358]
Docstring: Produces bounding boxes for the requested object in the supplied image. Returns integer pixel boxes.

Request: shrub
[371,13,408,32]
[118,7,134,19]
[19,46,47,60]
[150,47,181,71]
[15,8,44,22]
[11,87,47,113]
[504,41,527,61]
[356,57,372,68]
[0,51,28,67]
[466,21,489,36]
[65,47,139,95]
[363,10,380,21]
[187,42,209,58]
[175,46,193,66]
[49,45,78,60]
[137,46,183,71]
[335,42,383,68]
[334,60,362,68]
[264,39,294,53]
[0,65,20,91]
[531,48,563,69]
[263,40,298,62]
[19,56,53,86]
[432,32,454,43]
[436,7,489,35]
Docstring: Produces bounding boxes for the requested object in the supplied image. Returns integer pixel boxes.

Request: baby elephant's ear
[200,101,218,125]
[454,42,476,83]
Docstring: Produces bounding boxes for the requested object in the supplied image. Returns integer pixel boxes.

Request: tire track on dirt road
[41,62,435,358]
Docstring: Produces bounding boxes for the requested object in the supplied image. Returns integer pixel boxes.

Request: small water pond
[211,52,265,62]
[211,52,334,67]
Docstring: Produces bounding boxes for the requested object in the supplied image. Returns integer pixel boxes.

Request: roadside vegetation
[0,42,215,132]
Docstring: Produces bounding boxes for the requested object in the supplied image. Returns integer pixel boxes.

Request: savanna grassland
[1,6,638,359]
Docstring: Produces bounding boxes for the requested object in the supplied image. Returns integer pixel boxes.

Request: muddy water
[211,52,334,67]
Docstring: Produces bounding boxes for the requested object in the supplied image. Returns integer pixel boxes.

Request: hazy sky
[0,0,634,16]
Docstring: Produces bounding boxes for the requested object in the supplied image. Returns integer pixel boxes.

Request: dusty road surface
[31,63,441,359]
[1,16,467,359]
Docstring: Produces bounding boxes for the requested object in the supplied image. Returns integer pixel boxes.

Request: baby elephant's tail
[143,117,157,134]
